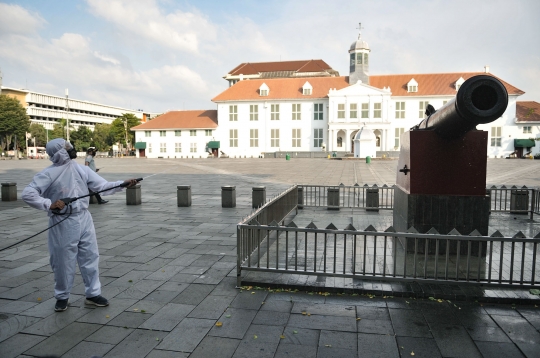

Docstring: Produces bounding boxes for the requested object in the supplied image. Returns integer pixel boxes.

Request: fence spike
[426,227,440,235]
[512,231,527,239]
[372,184,378,188]
[354,183,360,186]
[534,232,540,238]
[364,224,377,232]
[325,223,338,230]
[407,227,419,233]
[501,185,507,189]
[248,219,261,226]
[344,223,356,231]
[447,228,462,235]
[384,226,396,233]
[286,221,298,228]
[490,230,504,238]
[339,183,344,186]
[511,185,517,189]
[363,184,369,187]
[522,185,528,189]
[469,229,482,236]
[306,221,318,229]
[490,185,497,189]
[269,220,279,227]
[383,184,388,188]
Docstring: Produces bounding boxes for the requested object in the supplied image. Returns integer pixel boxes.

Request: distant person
[85,148,108,204]
[22,138,138,312]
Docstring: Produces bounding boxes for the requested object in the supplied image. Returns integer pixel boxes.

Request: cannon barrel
[416,75,508,139]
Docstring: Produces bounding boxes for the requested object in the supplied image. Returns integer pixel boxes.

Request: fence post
[327,187,340,210]
[252,186,266,208]
[177,185,192,207]
[366,184,379,212]
[531,189,536,220]
[510,186,529,214]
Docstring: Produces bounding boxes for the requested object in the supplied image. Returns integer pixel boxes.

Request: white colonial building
[131,110,218,159]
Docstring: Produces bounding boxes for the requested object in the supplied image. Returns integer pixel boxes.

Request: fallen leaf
[411,351,415,356]
[280,335,285,339]
[215,322,223,327]
[141,310,146,313]
[356,318,362,321]
[128,280,133,283]
[307,313,311,316]
[302,312,307,315]
[37,297,42,301]
[293,330,298,334]
[133,308,139,311]
[261,302,265,304]
[105,315,110,318]
[162,270,165,272]
[226,314,231,318]
[254,335,258,339]
[156,338,159,341]
[251,292,255,295]
[325,344,332,347]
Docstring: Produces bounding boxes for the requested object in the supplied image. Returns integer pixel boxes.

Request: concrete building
[1,86,155,131]
[131,110,218,159]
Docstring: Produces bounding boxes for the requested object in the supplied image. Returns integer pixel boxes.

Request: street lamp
[65,88,70,142]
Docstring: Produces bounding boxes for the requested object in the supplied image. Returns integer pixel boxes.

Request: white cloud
[93,51,121,65]
[0,3,46,35]
[86,0,216,54]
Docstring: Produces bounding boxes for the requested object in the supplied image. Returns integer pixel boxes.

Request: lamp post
[65,88,70,142]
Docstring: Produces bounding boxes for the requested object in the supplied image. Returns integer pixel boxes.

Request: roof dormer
[302,81,313,95]
[259,83,269,97]
[455,77,465,91]
[407,78,418,93]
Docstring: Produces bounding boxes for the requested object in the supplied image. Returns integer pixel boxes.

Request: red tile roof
[228,60,334,75]
[369,72,524,97]
[516,101,540,122]
[214,73,524,102]
[212,77,350,102]
[131,110,217,130]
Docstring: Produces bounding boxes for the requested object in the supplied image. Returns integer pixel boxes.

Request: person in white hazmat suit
[22,138,138,312]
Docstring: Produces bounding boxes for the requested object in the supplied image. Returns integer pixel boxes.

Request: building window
[361,103,369,118]
[160,143,166,153]
[229,105,238,121]
[190,130,196,136]
[145,131,151,137]
[260,89,268,96]
[250,129,259,147]
[230,129,238,147]
[175,143,181,153]
[205,129,212,136]
[250,105,258,121]
[395,102,405,119]
[373,103,381,118]
[408,85,418,92]
[314,129,323,147]
[395,128,405,149]
[364,53,369,65]
[303,88,311,95]
[148,143,152,153]
[314,103,323,120]
[190,143,197,153]
[356,53,363,65]
[523,126,532,134]
[491,127,502,147]
[271,104,280,120]
[292,129,301,147]
[271,129,279,147]
[160,130,166,137]
[337,104,345,119]
[292,104,301,120]
[419,101,429,118]
[350,103,357,119]
[175,130,181,136]
[337,137,343,147]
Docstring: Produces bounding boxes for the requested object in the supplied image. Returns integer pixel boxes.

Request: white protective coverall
[22,139,124,300]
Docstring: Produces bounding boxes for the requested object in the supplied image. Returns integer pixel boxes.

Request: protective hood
[46,138,72,165]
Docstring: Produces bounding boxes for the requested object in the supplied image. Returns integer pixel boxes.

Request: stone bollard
[252,186,266,208]
[366,187,379,212]
[297,187,304,209]
[177,185,192,207]
[221,186,236,208]
[1,183,17,201]
[327,187,340,210]
[126,184,141,205]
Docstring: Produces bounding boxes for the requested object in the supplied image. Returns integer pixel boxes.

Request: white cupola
[349,23,371,85]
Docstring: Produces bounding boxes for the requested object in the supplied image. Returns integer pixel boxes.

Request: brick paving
[0,157,539,357]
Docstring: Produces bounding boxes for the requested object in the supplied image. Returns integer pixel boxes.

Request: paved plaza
[1,157,540,357]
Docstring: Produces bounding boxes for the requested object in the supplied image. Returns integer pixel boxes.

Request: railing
[238,222,540,288]
[299,184,538,218]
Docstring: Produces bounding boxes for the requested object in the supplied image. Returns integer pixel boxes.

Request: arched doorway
[336,130,345,149]
[350,130,359,154]
[374,129,382,148]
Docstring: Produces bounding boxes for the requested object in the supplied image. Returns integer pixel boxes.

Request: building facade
[1,86,155,131]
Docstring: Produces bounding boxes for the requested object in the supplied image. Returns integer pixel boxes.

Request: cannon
[393,75,509,252]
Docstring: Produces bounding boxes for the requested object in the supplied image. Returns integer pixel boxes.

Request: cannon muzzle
[416,75,508,139]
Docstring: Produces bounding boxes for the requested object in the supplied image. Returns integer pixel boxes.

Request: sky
[0,0,539,113]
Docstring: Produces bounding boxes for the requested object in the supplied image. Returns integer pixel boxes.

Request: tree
[92,123,114,151]
[29,123,48,147]
[70,125,93,151]
[50,118,73,140]
[0,94,30,153]
[110,113,141,152]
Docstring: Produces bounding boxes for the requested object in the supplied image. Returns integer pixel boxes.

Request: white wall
[134,129,215,159]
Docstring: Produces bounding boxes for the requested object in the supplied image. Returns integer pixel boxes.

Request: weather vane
[356,22,364,38]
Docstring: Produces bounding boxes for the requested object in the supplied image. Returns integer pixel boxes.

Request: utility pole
[124,117,129,154]
[65,88,70,142]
